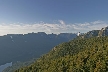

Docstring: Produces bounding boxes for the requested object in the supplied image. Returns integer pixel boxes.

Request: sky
[0,0,108,35]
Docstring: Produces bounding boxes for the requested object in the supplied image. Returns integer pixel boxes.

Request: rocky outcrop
[78,26,108,38]
[98,26,108,37]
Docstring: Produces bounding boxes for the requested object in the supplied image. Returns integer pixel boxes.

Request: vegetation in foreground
[15,37,108,72]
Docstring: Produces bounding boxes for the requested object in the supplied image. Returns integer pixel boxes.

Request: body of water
[0,62,12,72]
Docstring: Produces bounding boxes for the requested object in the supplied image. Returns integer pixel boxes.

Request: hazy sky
[0,0,108,35]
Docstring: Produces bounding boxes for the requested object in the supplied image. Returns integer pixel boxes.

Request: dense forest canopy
[15,36,108,72]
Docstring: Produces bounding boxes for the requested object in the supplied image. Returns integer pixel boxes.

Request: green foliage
[15,37,108,72]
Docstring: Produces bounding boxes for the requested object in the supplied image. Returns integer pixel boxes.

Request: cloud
[58,20,65,25]
[0,20,108,36]
[91,20,105,25]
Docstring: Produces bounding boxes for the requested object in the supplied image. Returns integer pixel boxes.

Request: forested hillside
[15,36,108,72]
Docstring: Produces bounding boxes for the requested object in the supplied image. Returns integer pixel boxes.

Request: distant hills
[0,32,76,65]
[14,27,108,72]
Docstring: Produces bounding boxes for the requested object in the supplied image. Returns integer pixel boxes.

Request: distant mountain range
[0,32,77,65]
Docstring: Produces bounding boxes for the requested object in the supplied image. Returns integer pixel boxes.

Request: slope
[15,36,108,72]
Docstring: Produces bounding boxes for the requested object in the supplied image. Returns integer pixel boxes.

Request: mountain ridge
[0,32,76,66]
[14,26,108,72]
[78,26,108,38]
